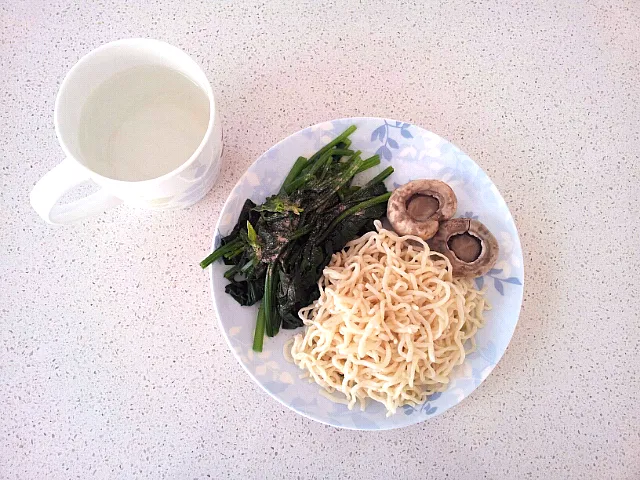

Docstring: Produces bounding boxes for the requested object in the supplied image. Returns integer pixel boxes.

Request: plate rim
[208,116,525,430]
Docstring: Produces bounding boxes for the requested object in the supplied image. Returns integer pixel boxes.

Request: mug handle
[30,158,123,225]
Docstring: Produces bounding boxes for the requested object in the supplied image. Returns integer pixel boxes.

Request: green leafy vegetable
[252,301,266,352]
[201,125,394,351]
[254,197,304,215]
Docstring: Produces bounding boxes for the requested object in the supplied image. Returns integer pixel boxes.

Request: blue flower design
[422,403,438,415]
[402,404,415,415]
[436,147,488,188]
[371,121,412,161]
[476,268,522,296]
[402,391,441,416]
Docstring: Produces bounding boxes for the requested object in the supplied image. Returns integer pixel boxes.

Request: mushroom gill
[430,218,499,278]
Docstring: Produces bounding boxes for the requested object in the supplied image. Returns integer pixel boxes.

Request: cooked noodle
[286,220,488,416]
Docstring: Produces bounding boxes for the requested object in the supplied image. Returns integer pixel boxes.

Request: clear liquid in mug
[78,65,209,181]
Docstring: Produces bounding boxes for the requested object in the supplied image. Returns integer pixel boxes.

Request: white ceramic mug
[30,38,222,224]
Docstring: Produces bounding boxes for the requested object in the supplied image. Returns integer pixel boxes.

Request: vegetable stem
[279,156,307,194]
[300,148,354,174]
[223,265,239,279]
[312,151,364,210]
[317,192,392,243]
[252,301,266,352]
[285,148,339,194]
[263,264,280,337]
[306,125,356,164]
[355,155,380,174]
[289,224,312,241]
[365,166,394,187]
[200,238,243,269]
[336,139,353,150]
[241,260,255,273]
[331,148,355,158]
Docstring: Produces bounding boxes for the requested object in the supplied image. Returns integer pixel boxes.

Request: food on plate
[200,126,395,351]
[386,178,498,278]
[286,220,488,416]
[386,179,457,240]
[201,120,502,415]
[430,218,499,277]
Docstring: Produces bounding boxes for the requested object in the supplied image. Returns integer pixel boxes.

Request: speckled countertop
[2,1,639,478]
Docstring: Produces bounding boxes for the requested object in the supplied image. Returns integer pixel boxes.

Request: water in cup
[78,65,209,181]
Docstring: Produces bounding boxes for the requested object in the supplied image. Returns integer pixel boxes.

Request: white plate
[209,117,524,430]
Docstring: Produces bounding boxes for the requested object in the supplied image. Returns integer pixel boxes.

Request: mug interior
[55,38,214,182]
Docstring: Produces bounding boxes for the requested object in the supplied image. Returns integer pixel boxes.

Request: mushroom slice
[387,180,458,240]
[430,218,499,278]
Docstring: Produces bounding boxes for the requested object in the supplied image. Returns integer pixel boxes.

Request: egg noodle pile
[285,220,488,416]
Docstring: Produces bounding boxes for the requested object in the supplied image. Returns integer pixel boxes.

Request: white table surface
[2,1,639,478]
